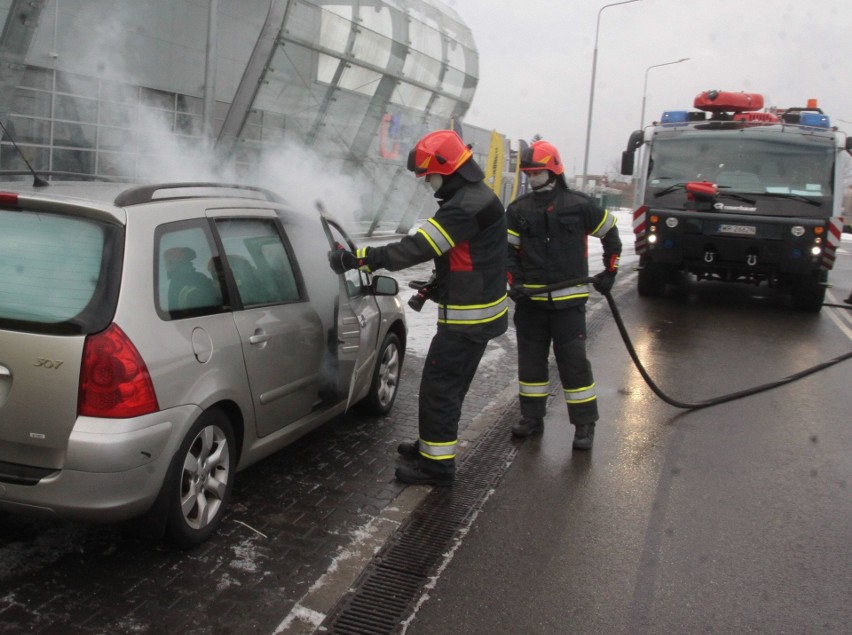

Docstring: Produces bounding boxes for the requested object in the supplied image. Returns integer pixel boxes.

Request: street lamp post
[640,57,690,129]
[581,0,642,192]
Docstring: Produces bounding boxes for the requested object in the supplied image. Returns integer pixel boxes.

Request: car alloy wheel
[358,332,402,415]
[181,424,231,529]
[164,409,235,548]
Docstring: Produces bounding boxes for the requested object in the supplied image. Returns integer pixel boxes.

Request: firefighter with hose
[328,129,508,485]
[507,140,622,450]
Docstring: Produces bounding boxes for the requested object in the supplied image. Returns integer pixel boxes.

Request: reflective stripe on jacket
[521,282,590,303]
[506,184,621,310]
[367,177,509,340]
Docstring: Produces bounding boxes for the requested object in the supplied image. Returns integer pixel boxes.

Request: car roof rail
[113,182,286,207]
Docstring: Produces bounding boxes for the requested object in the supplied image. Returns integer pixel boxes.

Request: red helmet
[407,130,473,178]
[520,140,564,176]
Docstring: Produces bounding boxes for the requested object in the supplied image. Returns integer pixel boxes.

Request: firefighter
[506,140,621,450]
[328,129,508,486]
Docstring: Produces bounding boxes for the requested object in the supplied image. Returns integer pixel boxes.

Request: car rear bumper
[0,405,199,522]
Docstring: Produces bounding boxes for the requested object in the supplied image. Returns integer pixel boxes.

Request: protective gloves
[328,248,358,274]
[328,246,374,274]
[592,269,617,294]
[508,284,526,301]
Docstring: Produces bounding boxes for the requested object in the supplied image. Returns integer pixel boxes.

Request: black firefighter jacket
[507,184,622,310]
[364,175,508,342]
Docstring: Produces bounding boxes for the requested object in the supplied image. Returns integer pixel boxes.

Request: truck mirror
[846,137,852,154]
[621,130,644,175]
[621,150,634,176]
[627,130,644,151]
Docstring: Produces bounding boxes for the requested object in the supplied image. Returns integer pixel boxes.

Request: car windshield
[0,209,121,334]
[645,129,835,211]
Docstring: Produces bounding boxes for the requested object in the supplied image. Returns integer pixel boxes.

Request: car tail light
[78,323,159,418]
[0,192,20,207]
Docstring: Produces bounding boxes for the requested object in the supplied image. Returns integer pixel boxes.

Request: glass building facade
[0,0,504,232]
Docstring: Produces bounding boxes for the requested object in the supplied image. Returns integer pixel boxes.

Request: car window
[0,208,120,334]
[155,221,224,319]
[215,218,302,307]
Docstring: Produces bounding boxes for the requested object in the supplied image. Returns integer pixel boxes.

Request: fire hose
[524,277,852,410]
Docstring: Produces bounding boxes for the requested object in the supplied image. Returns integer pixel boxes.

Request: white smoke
[47,0,370,229]
[130,105,368,230]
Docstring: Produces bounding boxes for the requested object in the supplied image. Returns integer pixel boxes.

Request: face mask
[527,171,551,190]
[426,174,443,193]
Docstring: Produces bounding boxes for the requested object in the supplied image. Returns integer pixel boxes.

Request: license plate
[718,224,756,236]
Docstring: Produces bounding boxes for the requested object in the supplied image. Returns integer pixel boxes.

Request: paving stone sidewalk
[0,258,522,635]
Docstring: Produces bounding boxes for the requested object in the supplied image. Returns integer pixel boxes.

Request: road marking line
[825,289,852,338]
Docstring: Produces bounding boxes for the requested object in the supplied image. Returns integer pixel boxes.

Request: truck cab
[621,90,850,311]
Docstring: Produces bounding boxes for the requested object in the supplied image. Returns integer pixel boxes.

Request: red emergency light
[0,191,20,207]
[694,90,763,113]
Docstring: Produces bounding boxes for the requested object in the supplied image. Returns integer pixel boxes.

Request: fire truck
[621,90,850,311]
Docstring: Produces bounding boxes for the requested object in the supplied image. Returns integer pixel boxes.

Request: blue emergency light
[661,110,690,125]
[799,112,830,128]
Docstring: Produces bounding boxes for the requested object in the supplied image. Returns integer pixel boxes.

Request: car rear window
[0,209,121,334]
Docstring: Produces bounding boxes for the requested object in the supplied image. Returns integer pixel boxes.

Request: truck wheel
[638,263,667,297]
[356,331,403,416]
[790,272,826,312]
[161,409,236,548]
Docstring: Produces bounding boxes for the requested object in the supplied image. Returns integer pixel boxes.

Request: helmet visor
[520,147,547,171]
[407,148,424,175]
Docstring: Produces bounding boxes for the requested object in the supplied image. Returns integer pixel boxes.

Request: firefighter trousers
[418,329,489,463]
[514,303,599,425]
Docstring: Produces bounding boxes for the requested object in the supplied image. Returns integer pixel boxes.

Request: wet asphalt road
[405,267,852,634]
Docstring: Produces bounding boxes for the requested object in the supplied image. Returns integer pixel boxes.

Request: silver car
[0,179,406,547]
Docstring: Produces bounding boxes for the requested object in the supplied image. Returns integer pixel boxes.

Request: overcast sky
[448,0,851,179]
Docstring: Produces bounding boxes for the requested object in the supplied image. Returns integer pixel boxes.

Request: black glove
[328,249,358,274]
[508,284,526,301]
[592,270,616,294]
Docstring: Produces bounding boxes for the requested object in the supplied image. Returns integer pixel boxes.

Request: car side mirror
[372,274,399,296]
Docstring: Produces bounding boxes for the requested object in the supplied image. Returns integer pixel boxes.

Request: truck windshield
[646,129,835,202]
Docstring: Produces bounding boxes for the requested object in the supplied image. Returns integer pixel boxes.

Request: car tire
[357,331,403,416]
[161,409,236,548]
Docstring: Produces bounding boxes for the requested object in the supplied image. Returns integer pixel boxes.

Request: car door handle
[249,332,271,345]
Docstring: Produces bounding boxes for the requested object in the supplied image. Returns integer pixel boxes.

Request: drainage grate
[319,296,616,634]
[319,401,521,634]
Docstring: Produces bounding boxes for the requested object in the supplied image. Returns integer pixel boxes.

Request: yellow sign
[484,130,504,196]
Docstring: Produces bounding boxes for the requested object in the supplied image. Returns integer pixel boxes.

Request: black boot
[397,440,420,459]
[572,423,595,450]
[511,416,544,438]
[395,458,454,486]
